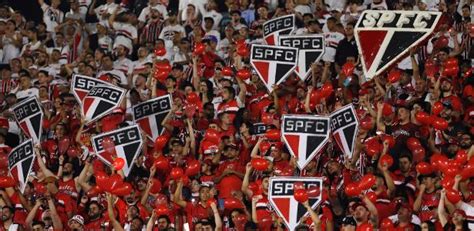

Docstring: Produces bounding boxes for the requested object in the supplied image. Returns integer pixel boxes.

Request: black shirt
[335,36,358,66]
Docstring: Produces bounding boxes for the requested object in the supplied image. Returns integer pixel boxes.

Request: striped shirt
[141,20,163,44]
[0,79,17,94]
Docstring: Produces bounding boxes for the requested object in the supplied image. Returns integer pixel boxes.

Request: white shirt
[41,3,64,32]
[159,24,186,49]
[114,58,133,76]
[16,87,39,101]
[95,2,118,24]
[202,10,223,30]
[458,201,474,230]
[322,31,345,62]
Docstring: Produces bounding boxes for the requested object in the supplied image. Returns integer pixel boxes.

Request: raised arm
[140,166,156,206]
[47,194,64,230]
[106,193,125,231]
[302,201,322,231]
[438,189,448,227]
[171,180,187,208]
[241,163,254,198]
[376,102,386,133]
[25,199,42,228]
[209,201,222,231]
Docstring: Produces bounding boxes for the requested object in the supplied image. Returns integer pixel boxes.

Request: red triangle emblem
[284,134,300,158]
[253,61,270,83]
[272,197,291,222]
[357,30,387,72]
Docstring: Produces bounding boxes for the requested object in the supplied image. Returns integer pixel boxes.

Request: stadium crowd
[0,0,472,230]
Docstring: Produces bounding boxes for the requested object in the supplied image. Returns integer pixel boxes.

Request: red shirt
[185,201,212,227]
[418,190,440,222]
[216,160,244,198]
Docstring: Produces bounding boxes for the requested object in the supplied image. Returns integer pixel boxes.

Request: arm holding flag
[47,190,64,231]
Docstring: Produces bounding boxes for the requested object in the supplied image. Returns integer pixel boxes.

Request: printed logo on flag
[268,177,323,231]
[250,44,298,92]
[354,10,441,79]
[263,14,295,45]
[82,84,126,124]
[11,97,43,143]
[92,125,143,177]
[281,115,330,169]
[280,35,325,80]
[71,74,110,105]
[252,123,267,136]
[8,139,35,193]
[132,94,172,141]
[330,104,359,160]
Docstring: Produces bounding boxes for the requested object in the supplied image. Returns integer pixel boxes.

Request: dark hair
[32,221,46,227]
[399,152,413,162]
[158,215,170,223]
[223,86,236,99]
[2,205,14,213]
[346,22,356,27]
[462,4,470,10]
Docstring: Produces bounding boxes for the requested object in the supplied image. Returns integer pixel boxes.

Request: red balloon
[185,160,201,177]
[154,69,169,81]
[193,42,205,55]
[265,129,280,141]
[432,101,444,115]
[204,129,220,144]
[293,182,305,190]
[187,92,200,104]
[365,191,377,204]
[454,149,468,165]
[364,137,382,157]
[251,158,269,171]
[224,198,244,209]
[149,178,162,194]
[236,69,251,80]
[170,168,184,180]
[342,62,355,76]
[382,103,394,116]
[445,189,462,204]
[0,154,8,169]
[235,39,246,47]
[87,185,104,197]
[155,61,172,73]
[259,141,271,154]
[359,174,376,191]
[345,182,361,197]
[310,89,321,105]
[380,218,394,229]
[67,147,81,158]
[155,204,169,216]
[432,117,449,130]
[222,67,233,76]
[415,111,432,125]
[58,137,70,155]
[153,194,168,207]
[154,47,166,56]
[184,104,197,118]
[387,69,401,83]
[320,82,333,99]
[102,137,116,158]
[380,155,394,168]
[416,162,433,175]
[443,164,459,178]
[0,177,16,188]
[154,135,169,151]
[113,158,125,171]
[435,36,449,49]
[460,163,474,180]
[261,113,274,125]
[431,153,448,170]
[412,147,426,161]
[441,177,454,189]
[95,171,108,187]
[207,198,217,207]
[381,134,395,148]
[109,174,123,191]
[154,156,170,171]
[406,137,422,151]
[293,189,309,203]
[236,45,249,57]
[360,116,373,130]
[112,182,133,196]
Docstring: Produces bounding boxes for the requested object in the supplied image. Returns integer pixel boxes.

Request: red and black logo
[8,139,34,193]
[354,10,441,79]
[12,97,43,143]
[282,115,330,169]
[280,35,325,80]
[132,94,172,141]
[268,177,323,230]
[250,44,298,92]
[92,125,143,177]
[72,74,110,105]
[263,14,295,45]
[330,104,359,160]
[82,84,126,124]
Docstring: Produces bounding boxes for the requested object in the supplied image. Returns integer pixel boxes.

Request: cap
[224,143,238,150]
[342,216,356,226]
[453,209,467,218]
[352,202,368,211]
[204,17,214,23]
[68,215,84,226]
[397,203,412,212]
[167,8,178,15]
[203,35,218,44]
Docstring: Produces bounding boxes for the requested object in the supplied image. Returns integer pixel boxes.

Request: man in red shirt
[83,201,108,230]
[414,174,440,223]
[172,180,213,229]
[353,195,379,230]
[214,143,245,199]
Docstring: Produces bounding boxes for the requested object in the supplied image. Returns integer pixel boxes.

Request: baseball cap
[172,63,183,71]
[68,215,84,226]
[203,35,218,44]
[224,143,238,150]
[351,202,368,212]
[453,209,467,218]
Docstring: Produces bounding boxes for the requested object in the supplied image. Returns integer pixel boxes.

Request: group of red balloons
[292,182,321,203]
[154,60,172,82]
[309,82,334,106]
[345,173,376,197]
[93,172,132,196]
[415,111,449,131]
[442,57,459,77]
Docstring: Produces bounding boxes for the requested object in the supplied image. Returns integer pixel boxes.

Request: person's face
[437,51,448,61]
[1,208,12,221]
[440,80,452,92]
[326,161,340,174]
[102,57,113,69]
[20,76,31,88]
[204,19,213,29]
[399,157,412,173]
[257,7,268,17]
[262,177,269,190]
[452,211,464,224]
[6,21,14,31]
[135,76,146,87]
[422,177,435,188]
[32,224,45,231]
[69,220,83,230]
[461,7,470,17]
[459,134,472,149]
[157,218,169,229]
[88,204,101,219]
[130,218,143,231]
[56,34,64,45]
[127,206,139,219]
[55,124,66,137]
[420,222,429,231]
[171,142,183,154]
[63,163,73,175]
[222,88,232,101]
[415,79,426,92]
[116,46,127,57]
[397,207,411,221]
[397,108,410,121]
[372,176,384,190]
[199,187,210,201]
[165,78,175,89]
[353,206,369,222]
[345,25,354,36]
[224,148,238,158]
[232,13,240,22]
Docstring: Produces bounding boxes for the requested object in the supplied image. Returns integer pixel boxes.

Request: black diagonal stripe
[121,142,141,169]
[30,113,42,139]
[276,63,296,83]
[377,32,426,71]
[304,51,323,73]
[296,198,319,221]
[343,124,356,153]
[20,156,34,183]
[154,113,168,135]
[92,101,116,120]
[306,136,326,160]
